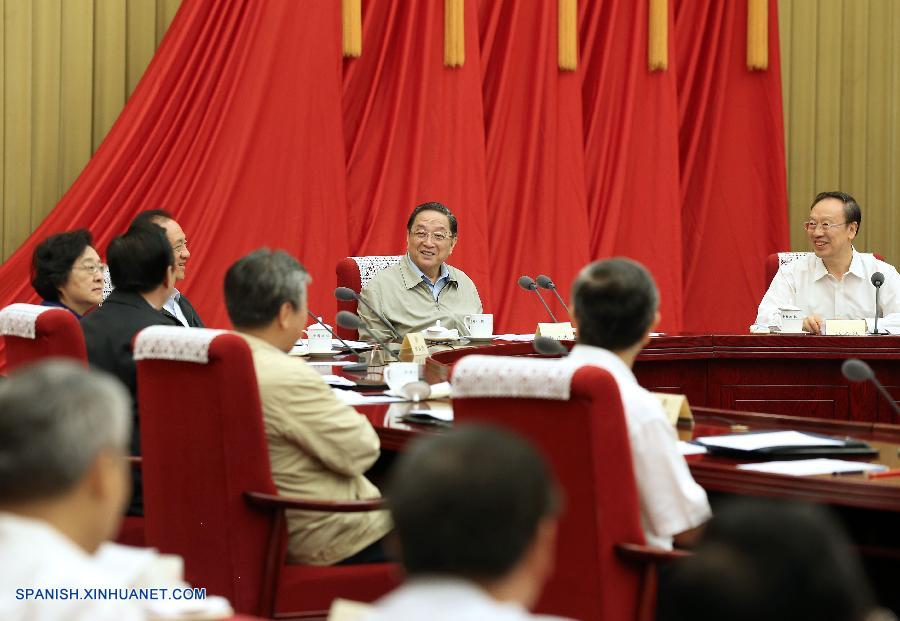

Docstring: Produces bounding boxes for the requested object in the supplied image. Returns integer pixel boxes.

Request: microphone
[842,358,900,421]
[517,276,558,323]
[536,274,572,320]
[533,336,569,357]
[336,311,399,361]
[871,272,885,335]
[306,310,367,372]
[334,286,402,341]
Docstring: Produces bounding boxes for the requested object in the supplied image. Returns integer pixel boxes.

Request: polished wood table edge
[690,407,900,442]
[689,461,900,512]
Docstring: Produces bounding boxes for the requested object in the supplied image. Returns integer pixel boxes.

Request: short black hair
[811,191,861,231]
[659,499,875,621]
[130,209,175,228]
[387,425,559,580]
[106,223,174,293]
[406,202,458,236]
[224,249,308,329]
[572,257,659,351]
[31,229,94,301]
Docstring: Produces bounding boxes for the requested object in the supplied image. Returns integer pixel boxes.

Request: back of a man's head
[106,222,174,293]
[660,500,875,621]
[387,425,558,582]
[0,361,131,548]
[224,248,308,329]
[572,257,659,351]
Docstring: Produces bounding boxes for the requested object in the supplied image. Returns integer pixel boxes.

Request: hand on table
[802,314,825,335]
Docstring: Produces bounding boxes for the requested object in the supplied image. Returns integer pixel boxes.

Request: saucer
[424,334,461,343]
[306,349,344,358]
[465,335,496,342]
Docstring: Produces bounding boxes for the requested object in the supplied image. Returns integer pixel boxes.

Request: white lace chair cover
[101,265,114,303]
[352,256,403,288]
[452,355,579,401]
[777,251,810,267]
[0,303,55,339]
[133,326,228,364]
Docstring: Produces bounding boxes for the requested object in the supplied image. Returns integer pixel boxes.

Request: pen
[831,470,871,477]
[867,468,900,480]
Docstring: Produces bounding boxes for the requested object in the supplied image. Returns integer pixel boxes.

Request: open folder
[693,430,877,459]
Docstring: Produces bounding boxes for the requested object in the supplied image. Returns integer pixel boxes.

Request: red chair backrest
[335,256,402,339]
[0,304,87,372]
[451,356,646,621]
[135,327,278,614]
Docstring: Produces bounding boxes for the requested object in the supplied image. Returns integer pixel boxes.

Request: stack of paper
[737,459,887,477]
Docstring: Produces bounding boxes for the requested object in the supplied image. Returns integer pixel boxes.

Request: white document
[678,441,708,456]
[332,389,405,405]
[695,430,845,452]
[384,381,451,401]
[306,360,356,367]
[737,458,887,476]
[492,333,536,342]
[322,374,357,387]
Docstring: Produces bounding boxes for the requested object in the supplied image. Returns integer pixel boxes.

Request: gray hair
[224,248,309,329]
[0,360,131,504]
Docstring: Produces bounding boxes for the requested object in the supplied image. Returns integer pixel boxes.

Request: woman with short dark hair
[31,229,105,318]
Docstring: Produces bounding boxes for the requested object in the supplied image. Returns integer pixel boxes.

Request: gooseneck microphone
[871,272,885,335]
[334,286,402,340]
[517,276,558,323]
[842,358,900,421]
[533,336,569,357]
[306,310,367,372]
[336,311,399,361]
[536,274,572,320]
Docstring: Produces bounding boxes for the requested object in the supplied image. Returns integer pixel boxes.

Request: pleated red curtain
[0,0,788,370]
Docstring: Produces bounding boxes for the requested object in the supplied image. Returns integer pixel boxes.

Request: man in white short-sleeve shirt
[567,258,711,549]
[753,191,900,334]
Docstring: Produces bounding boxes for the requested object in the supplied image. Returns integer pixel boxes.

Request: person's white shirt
[566,345,711,549]
[0,512,145,621]
[362,577,572,621]
[752,250,900,331]
[162,289,189,327]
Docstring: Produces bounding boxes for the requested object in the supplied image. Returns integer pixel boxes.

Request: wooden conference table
[421,334,900,423]
[327,336,900,609]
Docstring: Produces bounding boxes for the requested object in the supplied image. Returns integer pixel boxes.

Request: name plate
[400,333,429,362]
[652,392,694,427]
[823,319,867,336]
[535,322,575,341]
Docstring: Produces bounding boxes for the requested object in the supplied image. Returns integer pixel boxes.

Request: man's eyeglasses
[411,230,453,243]
[803,221,848,232]
[74,263,106,275]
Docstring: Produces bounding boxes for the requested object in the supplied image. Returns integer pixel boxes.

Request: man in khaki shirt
[224,249,391,565]
[358,202,482,342]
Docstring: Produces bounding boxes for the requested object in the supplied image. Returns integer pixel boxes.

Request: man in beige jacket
[358,202,482,342]
[224,249,391,565]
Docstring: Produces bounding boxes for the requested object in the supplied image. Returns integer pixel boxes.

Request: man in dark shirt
[81,222,179,514]
[130,210,204,327]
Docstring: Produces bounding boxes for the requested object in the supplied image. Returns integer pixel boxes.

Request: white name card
[535,322,575,340]
[823,319,867,336]
[652,392,694,427]
[400,333,429,362]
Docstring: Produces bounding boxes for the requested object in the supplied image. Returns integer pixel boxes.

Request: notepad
[695,430,845,452]
[737,459,887,477]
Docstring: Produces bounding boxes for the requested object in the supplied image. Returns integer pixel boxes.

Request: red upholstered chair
[335,256,402,339]
[0,303,87,372]
[133,326,398,618]
[451,355,686,621]
[765,251,887,285]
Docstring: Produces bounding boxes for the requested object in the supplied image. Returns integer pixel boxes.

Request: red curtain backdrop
[0,0,788,370]
[675,0,789,332]
[580,0,685,330]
